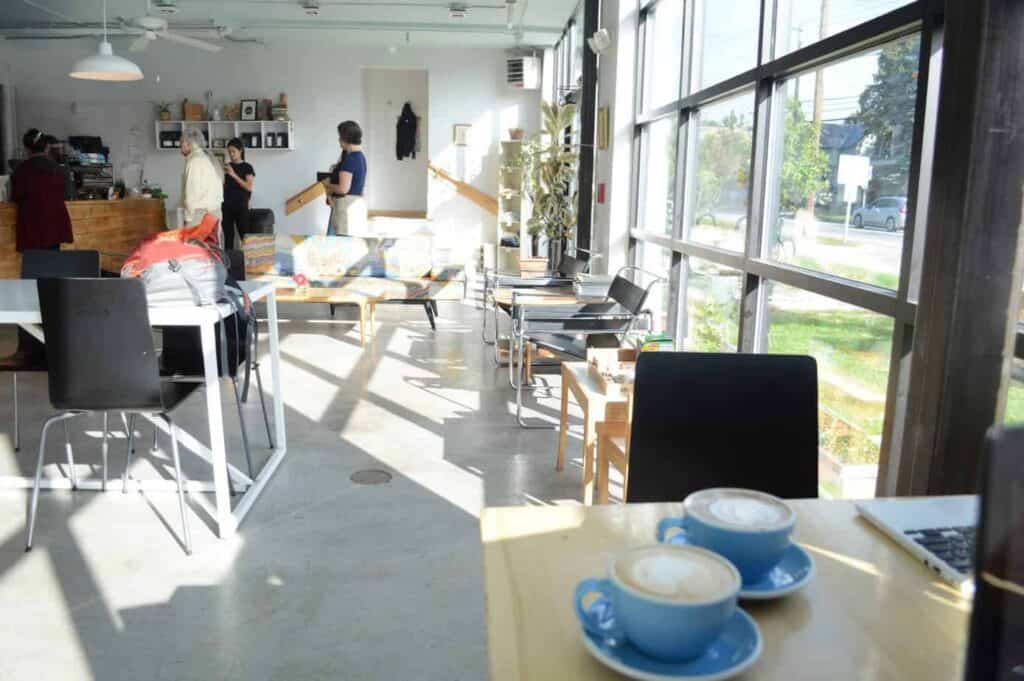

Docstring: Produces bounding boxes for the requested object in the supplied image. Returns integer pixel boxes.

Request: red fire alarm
[597,183,606,204]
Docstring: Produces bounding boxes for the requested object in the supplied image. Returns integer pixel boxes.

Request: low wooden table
[480,500,970,681]
[557,362,629,504]
[272,286,377,345]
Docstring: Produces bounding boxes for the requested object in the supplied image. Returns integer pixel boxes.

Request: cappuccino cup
[657,488,796,584]
[574,544,741,661]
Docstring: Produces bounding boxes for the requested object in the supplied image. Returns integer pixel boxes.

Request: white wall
[0,39,540,238]
[361,67,428,213]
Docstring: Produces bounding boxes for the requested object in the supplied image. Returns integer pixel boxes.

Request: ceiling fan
[121,14,223,53]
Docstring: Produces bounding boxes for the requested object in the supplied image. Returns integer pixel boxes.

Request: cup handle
[657,516,689,544]
[574,578,624,642]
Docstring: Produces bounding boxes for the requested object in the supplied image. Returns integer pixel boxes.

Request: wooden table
[480,500,970,681]
[272,286,376,345]
[491,285,581,310]
[557,362,629,504]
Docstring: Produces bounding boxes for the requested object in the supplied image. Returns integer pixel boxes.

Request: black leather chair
[1,249,100,454]
[157,250,272,483]
[28,278,197,554]
[624,352,819,503]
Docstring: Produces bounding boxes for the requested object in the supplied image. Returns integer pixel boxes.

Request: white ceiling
[0,0,578,49]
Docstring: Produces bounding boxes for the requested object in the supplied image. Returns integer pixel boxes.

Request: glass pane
[642,0,684,111]
[638,242,674,334]
[766,34,920,289]
[681,257,741,352]
[775,0,913,57]
[686,91,755,251]
[638,117,679,234]
[766,282,893,498]
[694,0,760,90]
[1005,358,1024,425]
[572,10,584,87]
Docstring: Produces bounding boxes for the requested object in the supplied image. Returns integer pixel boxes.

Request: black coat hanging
[396,102,418,160]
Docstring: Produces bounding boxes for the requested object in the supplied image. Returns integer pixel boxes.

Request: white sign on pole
[838,154,872,243]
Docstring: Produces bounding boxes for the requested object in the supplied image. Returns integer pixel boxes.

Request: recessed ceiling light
[301,0,320,16]
[449,2,468,19]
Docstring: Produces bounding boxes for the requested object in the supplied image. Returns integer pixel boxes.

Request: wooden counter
[0,199,166,277]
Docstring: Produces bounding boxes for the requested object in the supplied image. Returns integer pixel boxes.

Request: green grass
[767,307,893,465]
[793,256,899,290]
[1005,381,1024,424]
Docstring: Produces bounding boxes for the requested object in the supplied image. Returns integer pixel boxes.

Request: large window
[637,116,679,234]
[631,0,929,498]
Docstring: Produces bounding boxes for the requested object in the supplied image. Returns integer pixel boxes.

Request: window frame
[628,1,935,493]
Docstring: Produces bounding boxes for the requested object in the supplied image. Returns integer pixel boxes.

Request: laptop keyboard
[905,526,976,575]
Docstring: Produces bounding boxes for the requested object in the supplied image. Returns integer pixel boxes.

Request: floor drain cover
[350,469,393,486]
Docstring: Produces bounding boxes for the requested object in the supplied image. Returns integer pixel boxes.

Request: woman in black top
[221,138,255,250]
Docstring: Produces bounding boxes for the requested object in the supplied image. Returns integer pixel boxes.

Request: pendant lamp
[70,0,144,82]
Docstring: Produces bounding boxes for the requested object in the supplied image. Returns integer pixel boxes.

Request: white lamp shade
[69,41,143,81]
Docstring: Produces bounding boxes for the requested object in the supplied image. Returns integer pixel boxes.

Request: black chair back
[626,352,819,503]
[608,275,650,315]
[21,250,100,279]
[558,254,588,278]
[18,250,101,360]
[37,278,164,412]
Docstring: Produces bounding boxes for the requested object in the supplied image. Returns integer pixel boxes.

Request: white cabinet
[154,120,295,152]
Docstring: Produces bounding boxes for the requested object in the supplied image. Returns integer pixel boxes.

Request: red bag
[122,213,222,279]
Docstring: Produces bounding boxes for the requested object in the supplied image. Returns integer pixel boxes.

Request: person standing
[11,128,73,252]
[179,127,224,235]
[322,120,368,235]
[221,138,255,250]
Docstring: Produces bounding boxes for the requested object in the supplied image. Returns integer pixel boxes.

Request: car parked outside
[852,196,908,232]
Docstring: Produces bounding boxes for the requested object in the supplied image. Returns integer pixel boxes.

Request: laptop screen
[963,426,1024,681]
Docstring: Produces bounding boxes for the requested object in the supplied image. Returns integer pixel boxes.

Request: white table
[0,279,287,538]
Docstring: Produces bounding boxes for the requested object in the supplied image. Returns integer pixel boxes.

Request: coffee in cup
[575,544,741,661]
[657,488,796,584]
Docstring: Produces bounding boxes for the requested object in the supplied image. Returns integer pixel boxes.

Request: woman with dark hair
[322,120,368,235]
[11,128,73,251]
[221,137,255,249]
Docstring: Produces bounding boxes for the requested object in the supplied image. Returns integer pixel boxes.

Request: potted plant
[523,101,580,273]
[155,101,172,121]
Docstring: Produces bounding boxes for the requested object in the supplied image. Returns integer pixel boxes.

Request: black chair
[524,267,661,361]
[1,249,100,455]
[27,278,197,554]
[623,352,819,503]
[157,249,273,483]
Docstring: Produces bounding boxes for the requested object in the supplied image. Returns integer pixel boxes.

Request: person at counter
[322,120,367,235]
[221,138,254,250]
[10,128,73,252]
[180,127,223,235]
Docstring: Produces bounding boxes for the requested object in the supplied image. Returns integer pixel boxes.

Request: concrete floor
[0,301,594,681]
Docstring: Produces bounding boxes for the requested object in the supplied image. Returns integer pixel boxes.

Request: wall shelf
[154,120,295,152]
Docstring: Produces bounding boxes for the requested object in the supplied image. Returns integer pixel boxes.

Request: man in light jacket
[180,127,224,235]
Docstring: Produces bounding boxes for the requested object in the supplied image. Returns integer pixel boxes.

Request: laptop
[857,494,979,588]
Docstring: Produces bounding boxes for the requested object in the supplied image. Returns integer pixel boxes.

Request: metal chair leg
[516,332,558,430]
[12,373,18,452]
[26,413,75,551]
[254,363,275,449]
[63,420,77,490]
[230,378,255,479]
[160,414,192,556]
[123,414,136,493]
[151,424,158,452]
[101,412,109,491]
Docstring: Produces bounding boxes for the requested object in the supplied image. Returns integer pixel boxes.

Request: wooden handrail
[428,163,498,215]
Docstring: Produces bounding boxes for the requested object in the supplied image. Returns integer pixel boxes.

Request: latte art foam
[685,488,794,532]
[615,546,738,603]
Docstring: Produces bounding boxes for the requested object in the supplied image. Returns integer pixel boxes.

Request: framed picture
[453,123,472,147]
[240,99,258,121]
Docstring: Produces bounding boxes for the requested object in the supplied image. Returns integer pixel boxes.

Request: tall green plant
[523,102,580,240]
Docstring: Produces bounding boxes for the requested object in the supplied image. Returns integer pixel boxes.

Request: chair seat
[529,332,622,359]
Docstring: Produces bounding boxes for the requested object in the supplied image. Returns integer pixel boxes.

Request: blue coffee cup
[574,544,741,662]
[657,488,796,585]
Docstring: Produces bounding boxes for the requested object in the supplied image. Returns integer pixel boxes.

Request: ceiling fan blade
[130,34,151,52]
[158,30,222,53]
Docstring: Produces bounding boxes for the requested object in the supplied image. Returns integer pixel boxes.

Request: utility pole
[807,0,829,214]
